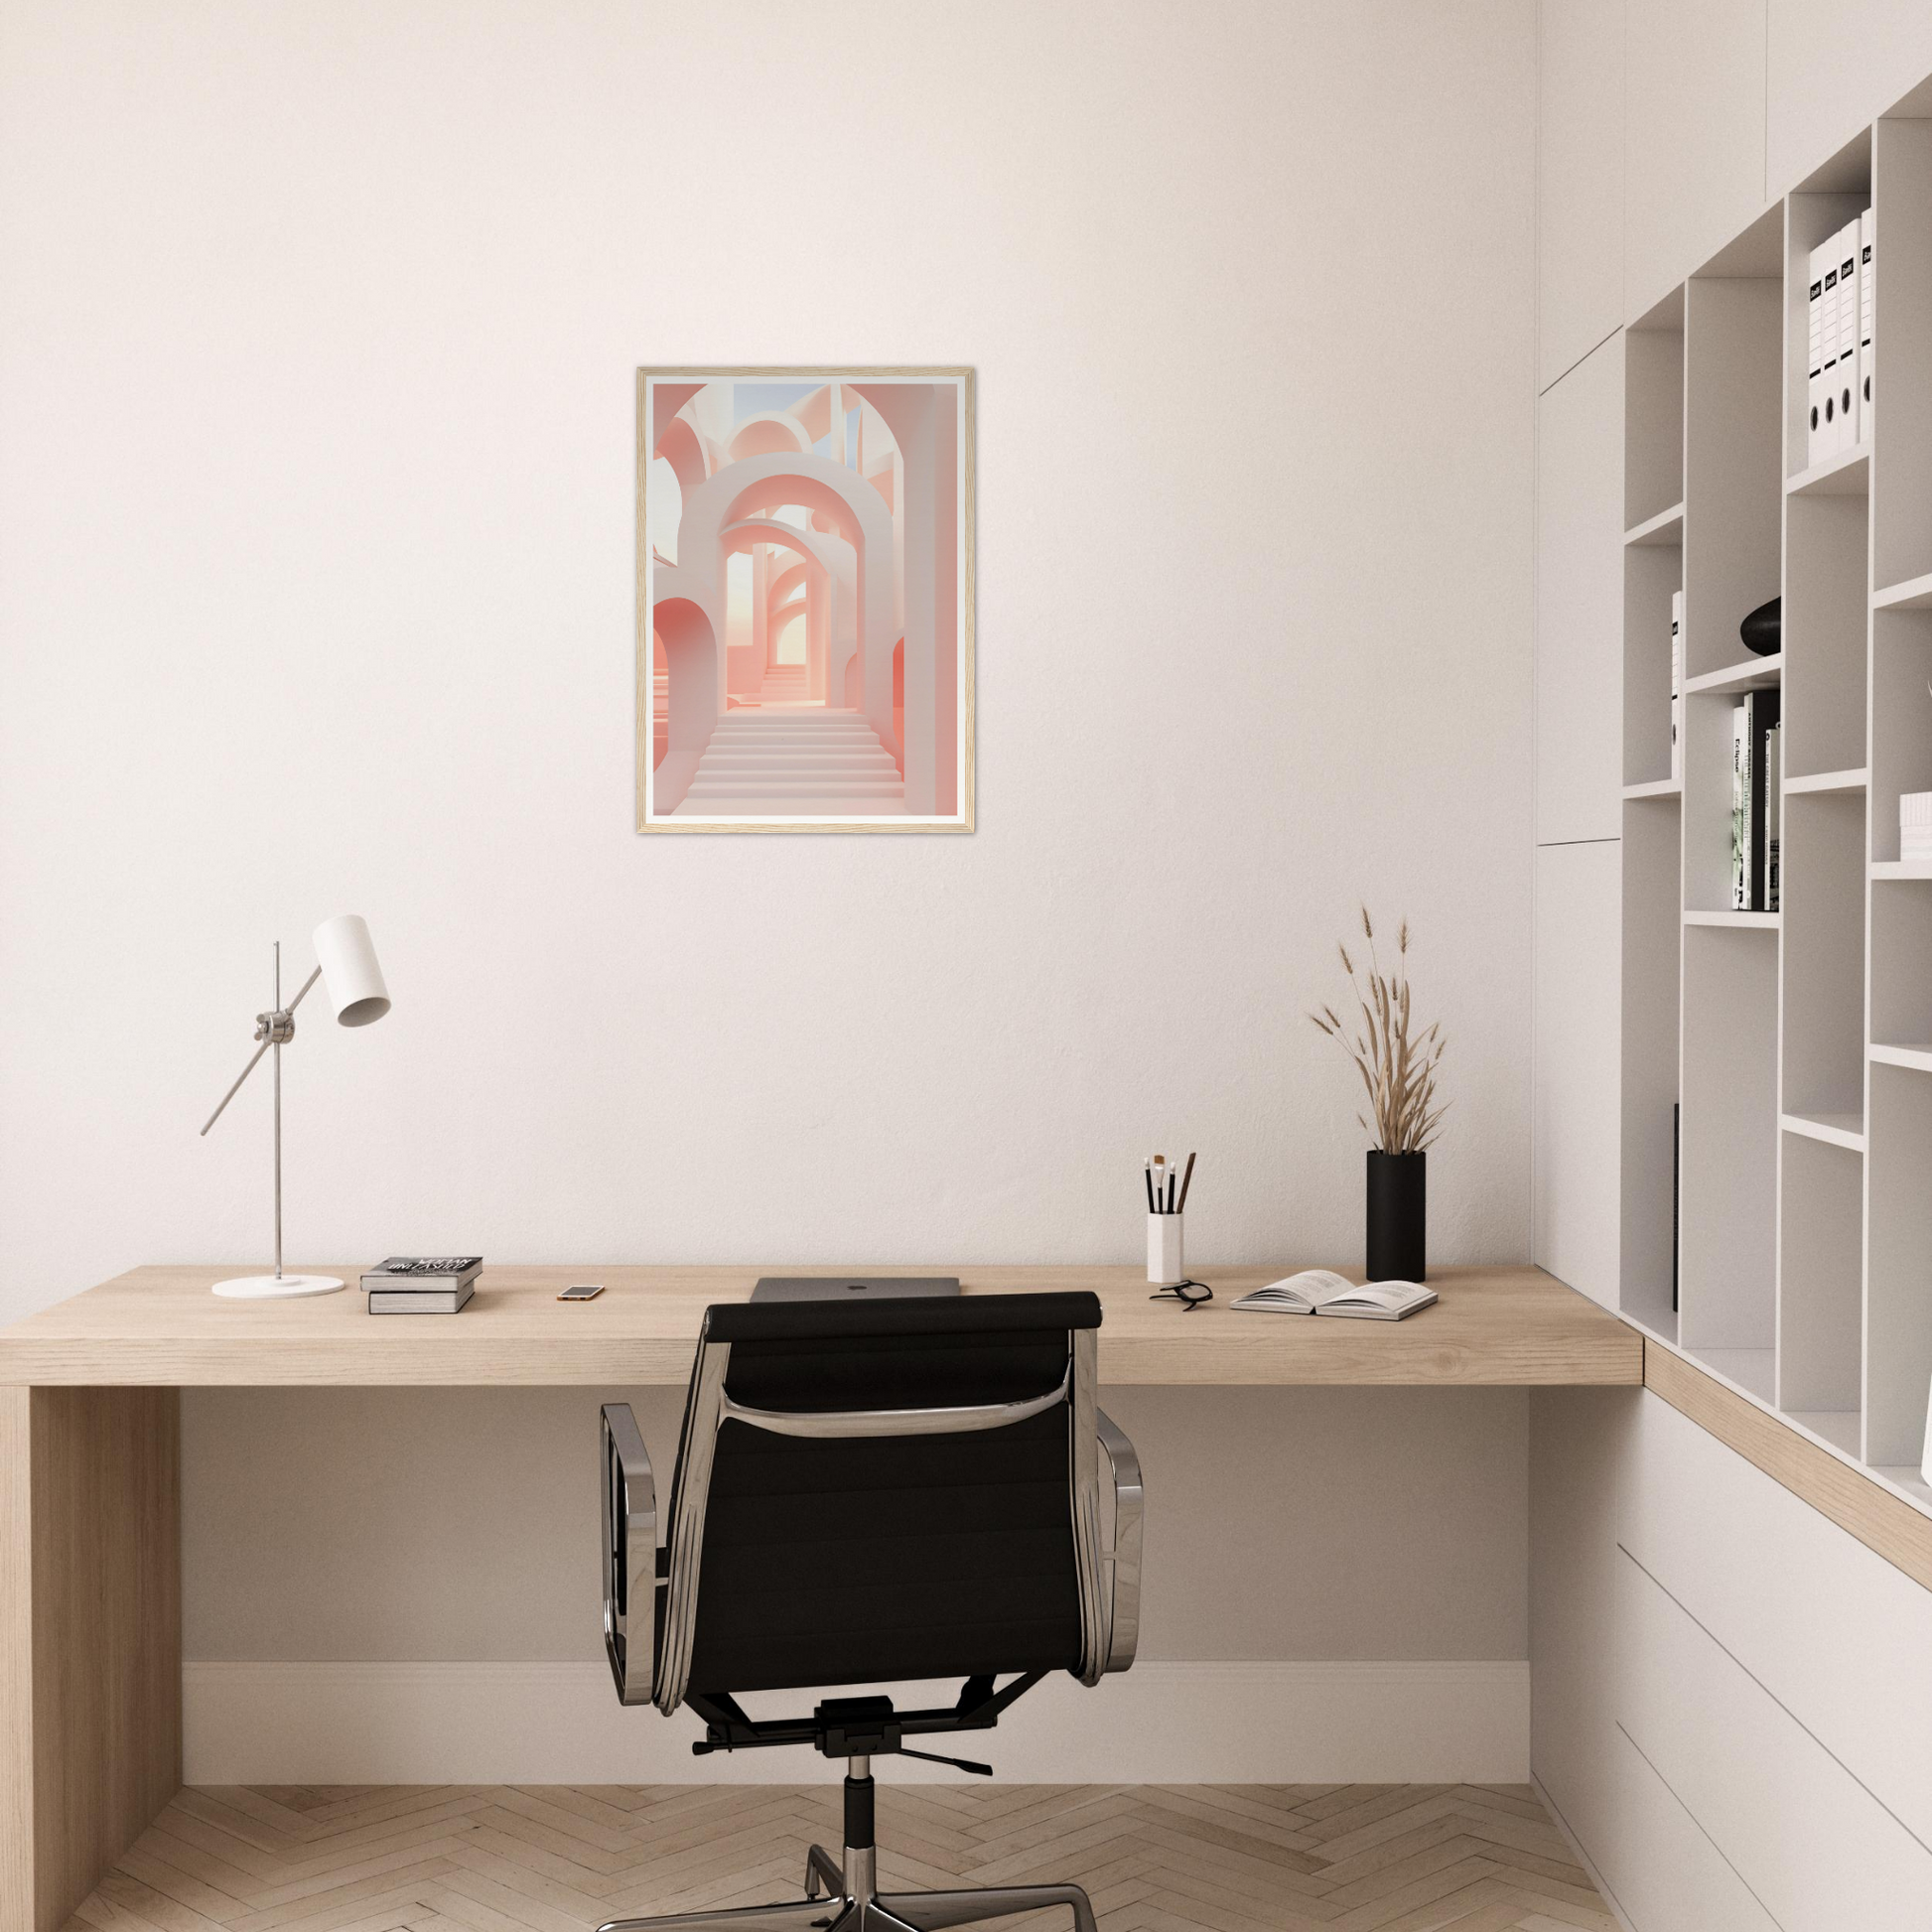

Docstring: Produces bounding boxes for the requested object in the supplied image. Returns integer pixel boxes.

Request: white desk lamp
[200,914,391,1299]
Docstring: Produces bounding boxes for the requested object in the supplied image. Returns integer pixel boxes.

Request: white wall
[0,1,1540,1770]
[0,0,1537,1311]
[182,1384,1530,1663]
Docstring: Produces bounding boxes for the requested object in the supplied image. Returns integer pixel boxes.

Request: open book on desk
[1230,1270,1437,1320]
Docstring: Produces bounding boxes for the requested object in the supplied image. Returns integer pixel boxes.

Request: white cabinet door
[1768,0,1932,194]
[1600,1725,1782,1932]
[1537,336,1624,844]
[1625,0,1769,318]
[1538,0,1624,390]
[1617,1546,1932,1930]
[1534,840,1621,1308]
[1622,1390,1932,1852]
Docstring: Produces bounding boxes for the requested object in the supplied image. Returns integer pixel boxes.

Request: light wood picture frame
[636,367,974,833]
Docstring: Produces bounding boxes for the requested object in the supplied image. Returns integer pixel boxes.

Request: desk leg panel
[0,1387,182,1932]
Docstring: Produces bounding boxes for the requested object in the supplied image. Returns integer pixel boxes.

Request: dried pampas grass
[1310,907,1449,1154]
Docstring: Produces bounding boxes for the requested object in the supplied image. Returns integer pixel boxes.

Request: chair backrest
[652,1291,1107,1713]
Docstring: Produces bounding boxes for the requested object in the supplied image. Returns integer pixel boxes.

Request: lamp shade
[312,914,390,1028]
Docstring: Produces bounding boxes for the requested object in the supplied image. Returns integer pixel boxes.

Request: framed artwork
[636,367,974,833]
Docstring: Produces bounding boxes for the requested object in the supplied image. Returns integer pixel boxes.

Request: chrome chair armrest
[718,1367,1069,1440]
[601,1403,658,1707]
[1095,1407,1143,1673]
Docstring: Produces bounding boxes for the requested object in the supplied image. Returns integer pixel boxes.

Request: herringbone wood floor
[65,1784,1617,1932]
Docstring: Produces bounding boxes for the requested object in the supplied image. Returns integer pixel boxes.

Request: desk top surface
[0,1263,1640,1387]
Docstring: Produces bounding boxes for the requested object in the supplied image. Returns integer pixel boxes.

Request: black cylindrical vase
[1366,1150,1426,1282]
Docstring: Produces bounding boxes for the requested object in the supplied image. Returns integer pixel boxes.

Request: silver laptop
[750,1276,962,1303]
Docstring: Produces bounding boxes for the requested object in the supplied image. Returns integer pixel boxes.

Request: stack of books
[361,1256,483,1313]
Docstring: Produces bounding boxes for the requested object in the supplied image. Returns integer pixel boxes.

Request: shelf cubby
[1786,172,1870,483]
[1622,538,1681,787]
[1869,607,1932,861]
[1619,793,1683,1341]
[1684,240,1782,684]
[1777,1132,1863,1427]
[1625,288,1684,533]
[1678,925,1779,1362]
[1781,791,1866,1119]
[1867,1062,1932,1466]
[1869,873,1932,1051]
[1872,115,1932,594]
[1683,677,1780,914]
[1784,494,1868,777]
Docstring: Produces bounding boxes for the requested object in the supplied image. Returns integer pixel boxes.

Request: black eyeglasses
[1149,1279,1214,1311]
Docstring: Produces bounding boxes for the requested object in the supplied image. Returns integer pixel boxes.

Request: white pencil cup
[1148,1213,1185,1286]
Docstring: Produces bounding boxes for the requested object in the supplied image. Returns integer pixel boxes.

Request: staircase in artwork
[677,708,904,814]
[758,663,809,704]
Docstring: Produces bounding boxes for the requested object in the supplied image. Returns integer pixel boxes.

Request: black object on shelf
[1672,1102,1680,1314]
[1740,595,1781,657]
[1366,1150,1426,1282]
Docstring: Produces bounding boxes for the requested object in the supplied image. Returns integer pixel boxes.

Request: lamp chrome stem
[198,962,321,1138]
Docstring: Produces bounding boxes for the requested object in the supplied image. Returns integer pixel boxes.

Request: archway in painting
[644,376,963,820]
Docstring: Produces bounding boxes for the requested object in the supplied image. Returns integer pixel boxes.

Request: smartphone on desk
[558,1283,605,1301]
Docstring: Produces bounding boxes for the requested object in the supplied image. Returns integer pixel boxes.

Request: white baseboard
[183,1659,1528,1786]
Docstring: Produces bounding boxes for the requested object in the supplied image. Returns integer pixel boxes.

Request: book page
[1329,1282,1427,1310]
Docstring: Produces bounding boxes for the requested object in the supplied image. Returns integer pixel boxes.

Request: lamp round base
[210,1274,345,1300]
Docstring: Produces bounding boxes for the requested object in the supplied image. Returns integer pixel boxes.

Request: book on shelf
[369,1282,475,1314]
[1730,704,1748,907]
[1807,239,1828,466]
[1729,691,1781,911]
[1765,720,1781,912]
[1837,218,1862,455]
[1861,207,1874,443]
[1817,236,1846,458]
[1670,590,1683,781]
[1229,1271,1437,1320]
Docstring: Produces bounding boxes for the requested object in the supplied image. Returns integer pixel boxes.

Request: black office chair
[597,1291,1143,1932]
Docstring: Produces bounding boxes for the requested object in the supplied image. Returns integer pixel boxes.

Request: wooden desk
[0,1261,1637,1388]
[0,1262,1635,1932]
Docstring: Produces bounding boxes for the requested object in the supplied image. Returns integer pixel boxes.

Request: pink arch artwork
[637,370,971,830]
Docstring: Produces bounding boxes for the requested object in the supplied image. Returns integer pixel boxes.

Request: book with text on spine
[1731,703,1749,909]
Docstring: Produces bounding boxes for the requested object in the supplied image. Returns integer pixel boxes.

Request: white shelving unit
[1619,106,1932,1515]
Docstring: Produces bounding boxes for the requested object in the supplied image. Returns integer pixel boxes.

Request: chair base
[597,1846,1098,1932]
